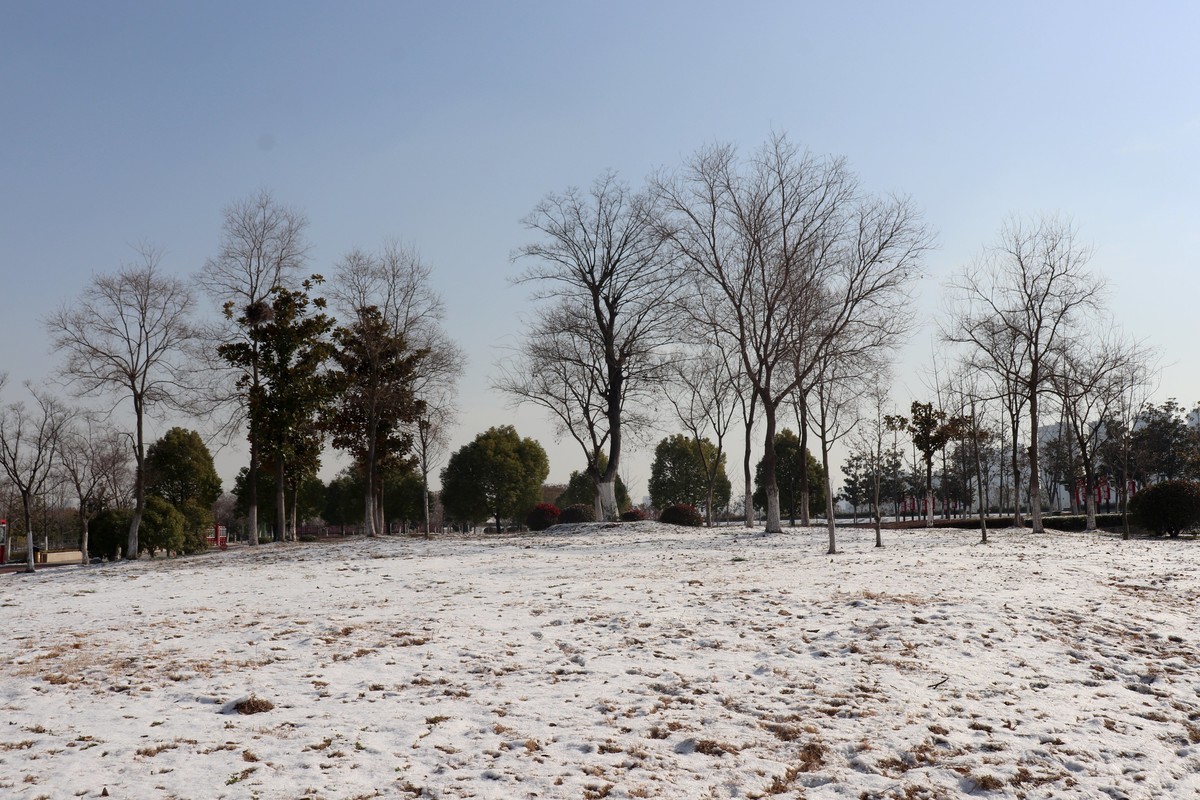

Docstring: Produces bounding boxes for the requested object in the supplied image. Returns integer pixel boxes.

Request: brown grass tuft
[234,694,274,714]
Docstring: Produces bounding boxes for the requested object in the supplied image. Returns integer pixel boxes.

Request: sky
[3,1,1199,501]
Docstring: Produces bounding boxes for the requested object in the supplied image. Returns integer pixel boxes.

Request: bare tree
[809,351,872,554]
[1102,358,1157,539]
[46,246,198,558]
[665,350,739,526]
[944,367,996,543]
[945,214,1105,533]
[57,412,128,562]
[656,135,930,532]
[504,172,676,519]
[0,377,70,572]
[851,374,894,547]
[199,190,309,546]
[1051,329,1152,531]
[414,390,457,536]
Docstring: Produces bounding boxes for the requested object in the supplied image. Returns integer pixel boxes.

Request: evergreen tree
[441,426,549,531]
[145,427,222,510]
[327,306,426,536]
[648,434,731,515]
[219,276,334,541]
[555,453,632,514]
[752,429,826,524]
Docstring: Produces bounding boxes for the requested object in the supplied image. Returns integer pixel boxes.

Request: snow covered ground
[1,522,1198,799]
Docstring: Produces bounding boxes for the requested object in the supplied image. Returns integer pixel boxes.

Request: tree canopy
[441,426,549,531]
[648,433,731,514]
[145,427,222,510]
[753,429,826,524]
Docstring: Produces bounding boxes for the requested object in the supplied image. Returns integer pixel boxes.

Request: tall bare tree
[808,350,873,554]
[200,190,309,546]
[656,135,930,532]
[57,412,128,563]
[413,387,457,536]
[46,246,198,558]
[0,377,70,572]
[850,374,894,547]
[1051,330,1152,532]
[946,215,1105,533]
[504,172,676,519]
[665,351,739,526]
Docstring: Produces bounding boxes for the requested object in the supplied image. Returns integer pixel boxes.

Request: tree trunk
[597,480,617,520]
[80,511,90,564]
[290,483,299,541]
[872,470,883,548]
[247,440,259,546]
[798,399,811,527]
[1009,412,1023,528]
[127,396,145,559]
[1028,385,1044,533]
[422,468,431,538]
[1120,446,1131,540]
[274,457,286,542]
[821,439,837,555]
[1083,461,1097,532]
[741,392,757,528]
[742,426,754,527]
[591,475,603,521]
[974,423,988,545]
[762,400,782,533]
[21,492,35,573]
[925,459,935,528]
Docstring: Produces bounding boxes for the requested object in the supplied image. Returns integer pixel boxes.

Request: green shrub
[140,496,187,557]
[1131,480,1200,537]
[90,508,133,560]
[660,503,703,527]
[559,503,594,524]
[620,508,648,522]
[525,503,561,531]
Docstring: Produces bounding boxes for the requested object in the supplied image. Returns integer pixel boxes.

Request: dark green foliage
[753,429,826,523]
[559,504,594,524]
[219,277,336,541]
[1128,400,1200,482]
[145,427,221,551]
[648,434,731,514]
[326,306,427,531]
[441,426,549,530]
[659,503,703,527]
[233,468,326,533]
[90,508,133,561]
[555,458,631,512]
[177,500,214,554]
[89,500,203,559]
[902,401,966,516]
[620,508,648,522]
[525,503,560,531]
[383,466,427,527]
[1131,480,1200,537]
[138,495,187,557]
[322,471,360,529]
[145,427,222,509]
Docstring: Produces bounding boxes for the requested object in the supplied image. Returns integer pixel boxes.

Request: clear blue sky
[3,1,1198,499]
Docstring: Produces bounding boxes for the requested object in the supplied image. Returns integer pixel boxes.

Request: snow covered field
[1,523,1198,799]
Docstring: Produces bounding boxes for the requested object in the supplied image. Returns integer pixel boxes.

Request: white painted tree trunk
[597,480,618,521]
[766,484,782,533]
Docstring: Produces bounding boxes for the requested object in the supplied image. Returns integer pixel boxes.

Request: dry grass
[694,739,740,756]
[234,695,274,714]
